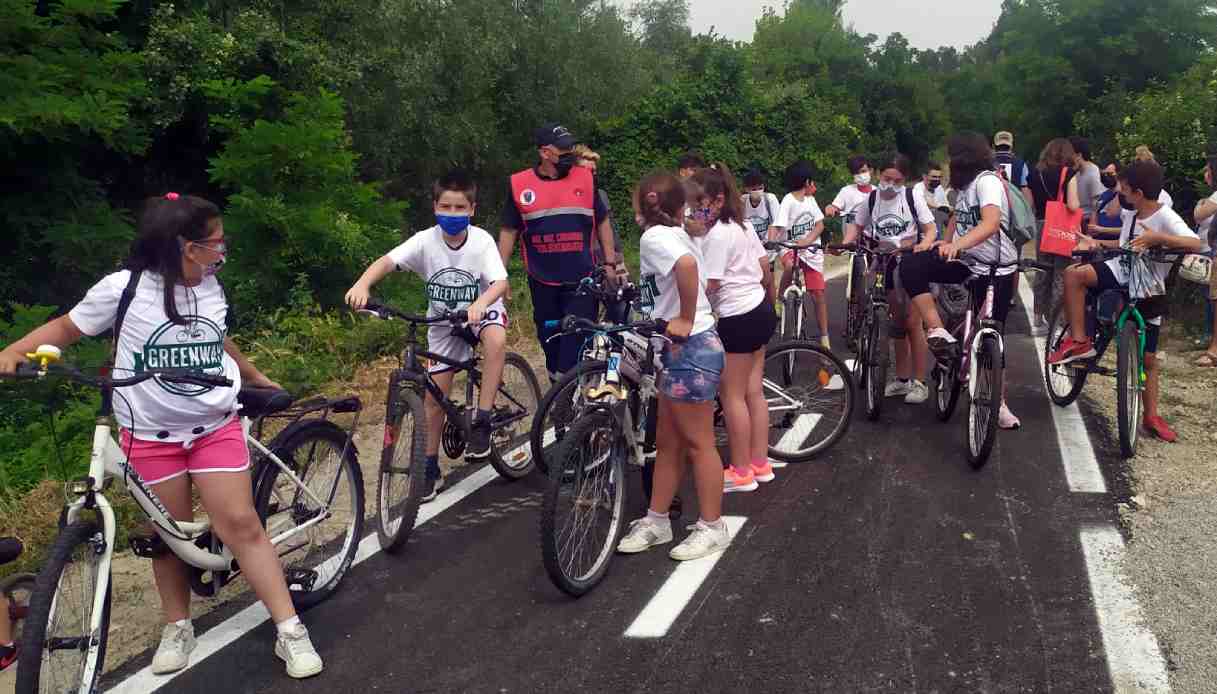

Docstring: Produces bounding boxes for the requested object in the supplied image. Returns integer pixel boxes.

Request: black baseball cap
[535,122,577,149]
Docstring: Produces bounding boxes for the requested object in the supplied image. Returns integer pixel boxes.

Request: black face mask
[1118,193,1137,211]
[928,180,941,190]
[1100,174,1117,189]
[554,153,577,178]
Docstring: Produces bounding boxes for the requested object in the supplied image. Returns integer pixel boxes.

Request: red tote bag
[1039,168,1083,257]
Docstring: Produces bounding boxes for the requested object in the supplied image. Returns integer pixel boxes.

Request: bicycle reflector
[818,369,831,387]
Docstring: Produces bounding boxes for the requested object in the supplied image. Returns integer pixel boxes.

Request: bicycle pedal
[285,568,319,592]
[129,533,170,559]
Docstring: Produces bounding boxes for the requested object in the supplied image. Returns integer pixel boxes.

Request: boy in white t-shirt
[1050,160,1203,442]
[346,170,510,499]
[741,168,782,264]
[824,154,875,226]
[772,161,830,348]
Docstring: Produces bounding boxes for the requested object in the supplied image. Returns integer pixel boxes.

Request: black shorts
[1089,262,1161,352]
[717,299,778,354]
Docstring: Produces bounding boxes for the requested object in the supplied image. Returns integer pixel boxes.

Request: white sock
[276,615,303,636]
[646,509,669,523]
[697,517,726,532]
[172,618,191,630]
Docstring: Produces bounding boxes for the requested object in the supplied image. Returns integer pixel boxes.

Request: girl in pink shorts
[0,194,323,680]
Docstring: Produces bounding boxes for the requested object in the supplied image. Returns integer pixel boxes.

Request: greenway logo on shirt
[749,215,772,238]
[426,268,480,309]
[133,317,225,396]
[788,212,815,240]
[639,274,659,314]
[872,213,909,239]
[955,205,982,234]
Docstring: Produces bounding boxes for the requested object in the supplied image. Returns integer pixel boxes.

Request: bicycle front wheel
[258,420,365,609]
[864,306,888,421]
[764,341,854,461]
[1116,320,1141,458]
[932,362,961,422]
[377,385,426,553]
[487,352,543,480]
[539,411,627,597]
[530,361,609,476]
[17,521,111,694]
[967,335,1002,469]
[781,294,802,382]
[1045,305,1087,406]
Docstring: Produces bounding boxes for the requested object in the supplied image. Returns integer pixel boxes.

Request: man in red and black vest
[499,123,617,382]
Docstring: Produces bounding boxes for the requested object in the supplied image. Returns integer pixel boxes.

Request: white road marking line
[1079,525,1171,693]
[624,516,748,639]
[1015,278,1106,493]
[110,465,500,694]
[776,413,821,458]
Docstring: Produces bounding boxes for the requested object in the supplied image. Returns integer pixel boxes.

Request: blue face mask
[436,214,470,235]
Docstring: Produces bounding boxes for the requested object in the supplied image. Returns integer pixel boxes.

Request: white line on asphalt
[624,516,748,639]
[110,465,501,694]
[1015,278,1106,493]
[1079,525,1171,693]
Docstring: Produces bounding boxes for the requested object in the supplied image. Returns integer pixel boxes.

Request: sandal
[1193,351,1217,368]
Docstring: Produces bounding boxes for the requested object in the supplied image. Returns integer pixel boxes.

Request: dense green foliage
[2,0,1216,500]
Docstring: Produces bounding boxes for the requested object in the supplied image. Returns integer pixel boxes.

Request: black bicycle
[357,302,541,551]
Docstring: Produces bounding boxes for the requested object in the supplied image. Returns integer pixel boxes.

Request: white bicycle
[10,346,364,694]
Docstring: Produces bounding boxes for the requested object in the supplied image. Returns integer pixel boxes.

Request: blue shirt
[1095,190,1122,229]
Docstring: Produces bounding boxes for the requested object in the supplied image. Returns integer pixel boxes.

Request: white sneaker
[904,380,929,404]
[884,379,911,398]
[617,516,673,554]
[820,335,831,350]
[669,521,731,561]
[151,621,196,675]
[998,402,1021,430]
[275,622,324,679]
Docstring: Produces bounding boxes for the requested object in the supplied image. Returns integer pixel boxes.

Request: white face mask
[878,181,902,196]
[854,172,871,187]
[748,189,764,203]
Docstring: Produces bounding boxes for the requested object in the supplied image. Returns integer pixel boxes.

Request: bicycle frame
[1112,304,1149,385]
[397,339,530,437]
[963,282,1006,400]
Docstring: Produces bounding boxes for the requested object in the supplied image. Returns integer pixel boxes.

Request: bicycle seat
[238,387,295,419]
[0,537,22,565]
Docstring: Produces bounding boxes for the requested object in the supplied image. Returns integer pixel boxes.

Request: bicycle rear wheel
[764,340,854,462]
[966,335,1002,469]
[1045,305,1087,406]
[376,383,426,553]
[486,352,542,480]
[16,521,111,694]
[864,306,888,421]
[781,294,802,382]
[257,420,365,609]
[530,361,609,476]
[932,362,961,422]
[539,411,627,597]
[1116,321,1141,458]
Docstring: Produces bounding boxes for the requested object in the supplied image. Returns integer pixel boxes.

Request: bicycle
[355,302,541,552]
[536,315,854,597]
[1043,248,1183,458]
[10,348,364,694]
[768,239,824,378]
[826,241,910,421]
[928,259,1045,469]
[0,539,34,670]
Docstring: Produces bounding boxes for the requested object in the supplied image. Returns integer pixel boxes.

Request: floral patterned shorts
[658,329,725,403]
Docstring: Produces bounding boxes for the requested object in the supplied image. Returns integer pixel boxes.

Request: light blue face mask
[436,214,470,235]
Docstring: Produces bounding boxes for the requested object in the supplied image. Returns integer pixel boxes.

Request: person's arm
[759,256,776,304]
[345,255,396,310]
[914,223,938,252]
[665,254,700,341]
[498,227,518,267]
[1194,196,1217,225]
[467,279,510,323]
[769,226,785,242]
[1066,177,1081,212]
[1020,186,1034,211]
[1131,227,1205,253]
[795,220,826,248]
[224,337,280,389]
[941,205,1000,260]
[0,316,85,373]
[596,217,618,269]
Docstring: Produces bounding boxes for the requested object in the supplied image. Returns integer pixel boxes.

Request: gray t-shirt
[1075,161,1103,219]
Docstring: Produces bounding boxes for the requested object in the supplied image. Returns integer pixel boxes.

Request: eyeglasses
[192,239,227,254]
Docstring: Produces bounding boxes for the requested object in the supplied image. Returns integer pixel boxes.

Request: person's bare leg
[906,302,930,380]
[1063,265,1098,341]
[477,325,506,412]
[746,349,769,462]
[892,336,911,380]
[669,399,723,522]
[720,352,754,474]
[423,371,455,457]
[1143,352,1161,420]
[147,475,194,623]
[193,471,295,623]
[0,596,10,644]
[778,257,794,296]
[648,396,682,515]
[811,288,829,339]
[911,293,945,332]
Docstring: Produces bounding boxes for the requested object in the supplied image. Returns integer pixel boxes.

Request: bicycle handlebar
[8,362,232,389]
[358,301,497,325]
[764,240,820,252]
[1071,248,1187,262]
[543,315,670,339]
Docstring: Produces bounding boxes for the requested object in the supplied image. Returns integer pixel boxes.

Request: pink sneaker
[750,460,776,483]
[723,467,758,493]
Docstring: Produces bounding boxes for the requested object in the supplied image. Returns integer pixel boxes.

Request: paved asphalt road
[103,272,1134,694]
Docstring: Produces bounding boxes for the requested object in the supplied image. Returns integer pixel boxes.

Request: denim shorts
[658,329,725,402]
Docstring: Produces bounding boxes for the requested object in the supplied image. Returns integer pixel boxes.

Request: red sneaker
[0,643,17,672]
[1047,336,1096,365]
[1143,415,1178,443]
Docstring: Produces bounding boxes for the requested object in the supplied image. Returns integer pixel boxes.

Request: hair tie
[164,192,180,201]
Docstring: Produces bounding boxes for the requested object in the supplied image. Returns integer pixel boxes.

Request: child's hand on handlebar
[665,317,693,342]
[0,349,26,375]
[345,285,371,311]
[466,303,487,324]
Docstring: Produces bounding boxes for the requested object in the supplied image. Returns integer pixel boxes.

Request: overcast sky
[686,0,1004,50]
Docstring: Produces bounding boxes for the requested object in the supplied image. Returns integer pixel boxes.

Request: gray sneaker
[669,521,731,561]
[904,379,930,404]
[151,621,196,675]
[617,516,673,554]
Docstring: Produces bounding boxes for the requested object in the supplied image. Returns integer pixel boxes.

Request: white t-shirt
[639,225,716,335]
[830,184,874,227]
[69,271,241,442]
[1107,206,1198,325]
[775,193,826,272]
[741,192,781,243]
[1158,190,1173,209]
[913,180,949,209]
[953,173,1017,276]
[1195,191,1217,245]
[852,188,936,252]
[698,220,768,318]
[386,225,508,319]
